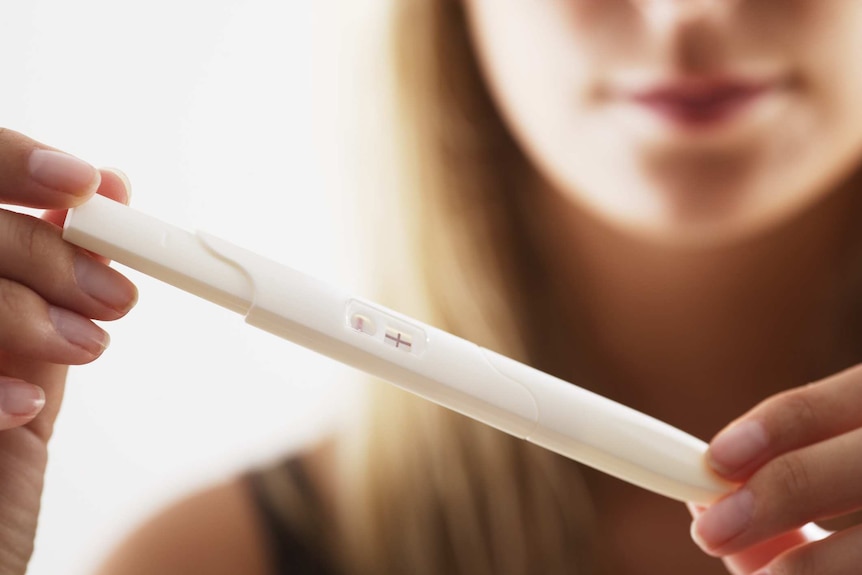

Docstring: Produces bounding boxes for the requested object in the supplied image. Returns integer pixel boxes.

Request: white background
[0,1,390,573]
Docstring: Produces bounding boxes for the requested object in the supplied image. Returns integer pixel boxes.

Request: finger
[0,210,136,320]
[692,429,862,556]
[707,364,862,481]
[0,356,69,443]
[688,504,829,574]
[758,523,862,575]
[0,278,109,365]
[42,167,131,231]
[721,528,827,575]
[0,378,45,431]
[0,128,100,209]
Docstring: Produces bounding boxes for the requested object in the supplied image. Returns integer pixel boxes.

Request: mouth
[623,77,777,129]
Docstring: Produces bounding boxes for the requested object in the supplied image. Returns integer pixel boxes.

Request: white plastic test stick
[63,195,733,504]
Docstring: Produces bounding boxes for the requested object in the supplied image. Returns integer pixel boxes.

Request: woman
[2,0,862,573]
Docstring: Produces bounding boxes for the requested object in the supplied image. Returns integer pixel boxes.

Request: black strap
[245,458,339,575]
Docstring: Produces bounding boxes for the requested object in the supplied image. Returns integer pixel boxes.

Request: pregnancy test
[63,194,733,504]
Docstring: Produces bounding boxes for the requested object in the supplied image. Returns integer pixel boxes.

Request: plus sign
[385,330,412,349]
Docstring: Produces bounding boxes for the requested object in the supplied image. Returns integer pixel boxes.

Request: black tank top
[245,458,339,575]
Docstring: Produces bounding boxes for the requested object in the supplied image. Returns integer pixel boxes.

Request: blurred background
[0,1,390,573]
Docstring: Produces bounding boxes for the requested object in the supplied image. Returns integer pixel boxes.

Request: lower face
[463,0,862,246]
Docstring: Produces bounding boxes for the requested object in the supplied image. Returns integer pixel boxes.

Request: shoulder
[93,477,273,575]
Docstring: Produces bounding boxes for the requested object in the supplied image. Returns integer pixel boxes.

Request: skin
[461,0,862,573]
[0,129,311,575]
[0,129,138,573]
[0,132,269,575]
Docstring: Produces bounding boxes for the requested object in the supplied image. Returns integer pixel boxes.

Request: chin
[609,186,830,251]
[561,183,772,252]
[591,157,837,249]
[631,213,776,250]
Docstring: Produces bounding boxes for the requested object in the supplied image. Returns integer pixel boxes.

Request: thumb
[687,504,831,574]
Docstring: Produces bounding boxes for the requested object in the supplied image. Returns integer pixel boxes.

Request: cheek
[761,3,862,214]
[463,0,638,176]
[464,1,597,102]
[464,0,638,119]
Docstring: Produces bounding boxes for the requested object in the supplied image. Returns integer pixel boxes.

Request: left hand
[689,364,862,574]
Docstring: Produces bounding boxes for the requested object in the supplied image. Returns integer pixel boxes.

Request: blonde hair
[330,1,599,573]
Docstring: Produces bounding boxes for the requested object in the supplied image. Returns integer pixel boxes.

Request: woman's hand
[690,364,862,574]
[0,128,137,574]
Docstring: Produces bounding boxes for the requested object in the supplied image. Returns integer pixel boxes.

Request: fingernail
[29,149,100,197]
[691,488,755,551]
[708,419,770,476]
[101,168,132,204]
[49,306,110,355]
[0,379,45,416]
[74,253,138,312]
[686,502,706,518]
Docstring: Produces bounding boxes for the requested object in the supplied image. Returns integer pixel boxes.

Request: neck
[538,177,862,439]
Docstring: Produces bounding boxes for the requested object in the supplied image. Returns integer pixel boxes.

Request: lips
[627,79,772,127]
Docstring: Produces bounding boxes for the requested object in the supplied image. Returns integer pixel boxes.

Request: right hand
[0,128,137,574]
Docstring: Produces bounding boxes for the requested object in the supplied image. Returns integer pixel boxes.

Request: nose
[631,0,738,27]
[630,0,740,71]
